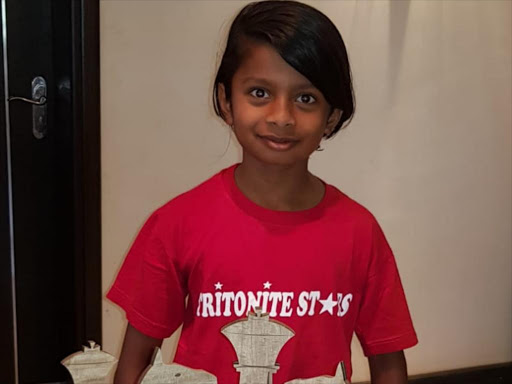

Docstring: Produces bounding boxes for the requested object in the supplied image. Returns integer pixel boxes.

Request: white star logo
[319,293,338,315]
[214,282,223,290]
[263,281,272,289]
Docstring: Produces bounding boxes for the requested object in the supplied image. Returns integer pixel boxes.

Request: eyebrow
[240,76,315,90]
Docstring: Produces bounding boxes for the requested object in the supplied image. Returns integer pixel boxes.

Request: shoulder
[326,184,380,230]
[326,186,397,272]
[145,166,230,230]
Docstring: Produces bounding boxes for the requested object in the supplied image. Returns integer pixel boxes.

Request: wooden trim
[409,362,512,384]
[355,362,511,384]
[71,0,101,347]
[0,6,16,380]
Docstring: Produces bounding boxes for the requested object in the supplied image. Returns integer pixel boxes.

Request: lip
[257,135,298,151]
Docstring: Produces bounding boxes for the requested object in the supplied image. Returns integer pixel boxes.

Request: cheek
[298,112,329,135]
[231,101,260,128]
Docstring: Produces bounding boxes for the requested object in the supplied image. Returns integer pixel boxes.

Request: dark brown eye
[297,94,316,104]
[250,88,269,98]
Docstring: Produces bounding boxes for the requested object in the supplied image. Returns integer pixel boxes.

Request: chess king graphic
[62,308,351,384]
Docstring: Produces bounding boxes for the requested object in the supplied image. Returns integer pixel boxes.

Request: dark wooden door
[0,1,101,383]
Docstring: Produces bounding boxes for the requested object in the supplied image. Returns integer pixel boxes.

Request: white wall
[100,1,512,381]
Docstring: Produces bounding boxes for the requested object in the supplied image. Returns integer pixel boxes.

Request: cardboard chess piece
[61,341,117,384]
[139,348,217,384]
[285,363,350,384]
[221,307,295,384]
[61,315,351,384]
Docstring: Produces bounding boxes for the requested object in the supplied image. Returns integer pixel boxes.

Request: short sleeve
[106,210,186,339]
[355,219,418,356]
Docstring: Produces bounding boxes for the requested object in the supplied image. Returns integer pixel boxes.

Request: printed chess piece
[140,347,217,383]
[61,341,117,384]
[285,362,350,383]
[221,307,295,384]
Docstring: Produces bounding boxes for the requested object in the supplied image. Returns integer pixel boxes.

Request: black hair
[213,0,355,138]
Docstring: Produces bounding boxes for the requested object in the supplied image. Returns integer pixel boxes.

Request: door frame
[70,0,101,349]
[0,0,101,381]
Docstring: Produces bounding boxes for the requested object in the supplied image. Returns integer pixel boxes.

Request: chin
[246,151,309,168]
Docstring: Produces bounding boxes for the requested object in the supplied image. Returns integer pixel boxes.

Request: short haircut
[213,0,355,137]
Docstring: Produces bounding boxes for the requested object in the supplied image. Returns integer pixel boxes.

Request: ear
[218,83,233,127]
[324,108,343,137]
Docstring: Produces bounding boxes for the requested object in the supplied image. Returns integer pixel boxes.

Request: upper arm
[114,323,163,384]
[106,211,187,339]
[355,218,417,356]
[368,351,408,384]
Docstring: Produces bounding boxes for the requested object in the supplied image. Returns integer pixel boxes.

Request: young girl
[107,1,418,383]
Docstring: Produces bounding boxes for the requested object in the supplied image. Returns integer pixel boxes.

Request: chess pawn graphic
[61,341,117,384]
[140,348,217,384]
[221,307,295,384]
[284,363,350,384]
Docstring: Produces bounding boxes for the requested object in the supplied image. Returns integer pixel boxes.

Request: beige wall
[101,0,512,381]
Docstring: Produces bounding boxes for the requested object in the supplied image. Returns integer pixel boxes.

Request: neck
[234,156,324,211]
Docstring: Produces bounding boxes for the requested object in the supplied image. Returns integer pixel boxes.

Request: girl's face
[219,42,342,168]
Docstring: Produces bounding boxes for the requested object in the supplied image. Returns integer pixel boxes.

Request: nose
[266,97,295,128]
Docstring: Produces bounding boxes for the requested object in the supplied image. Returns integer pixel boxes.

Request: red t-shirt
[107,164,417,383]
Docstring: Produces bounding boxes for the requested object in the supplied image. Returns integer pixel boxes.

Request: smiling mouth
[257,135,298,151]
[258,135,298,143]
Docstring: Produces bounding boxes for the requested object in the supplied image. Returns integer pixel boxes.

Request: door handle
[7,76,48,139]
[8,95,46,105]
